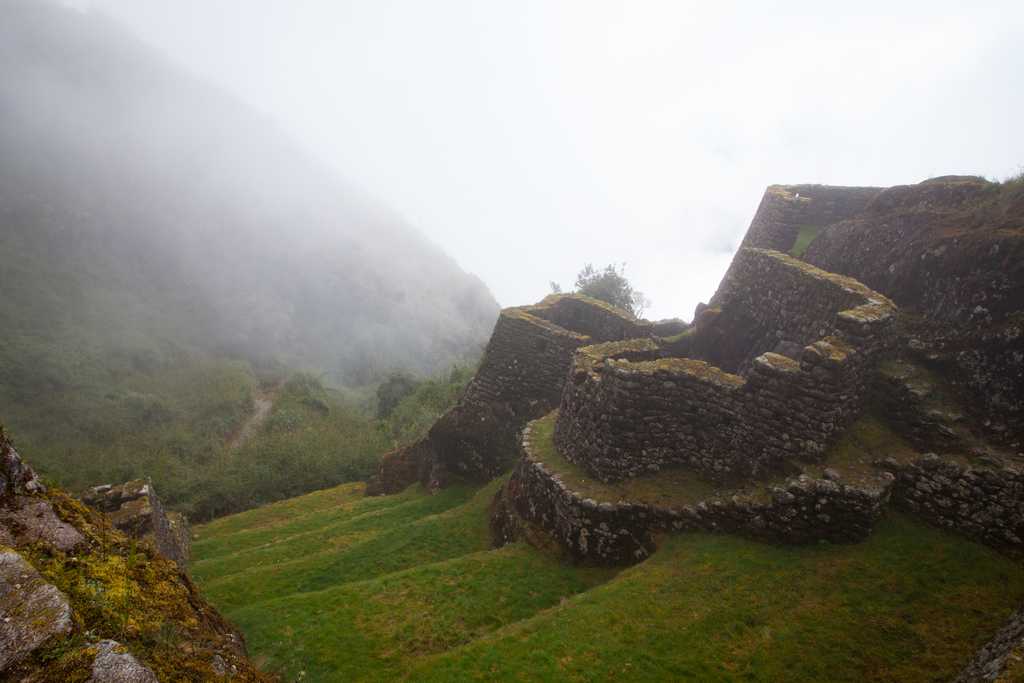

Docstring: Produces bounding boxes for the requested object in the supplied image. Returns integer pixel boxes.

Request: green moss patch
[23,487,267,682]
[790,224,823,257]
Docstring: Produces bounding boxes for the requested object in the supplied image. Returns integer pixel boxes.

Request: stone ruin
[366,293,653,494]
[492,247,900,563]
[0,429,259,680]
[82,479,191,568]
[556,248,896,483]
[366,178,1024,680]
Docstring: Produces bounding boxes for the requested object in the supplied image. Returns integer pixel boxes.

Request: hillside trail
[227,382,283,450]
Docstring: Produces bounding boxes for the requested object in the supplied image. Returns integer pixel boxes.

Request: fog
[1,0,499,386]
[77,0,1024,319]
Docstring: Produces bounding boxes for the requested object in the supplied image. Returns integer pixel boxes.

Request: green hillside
[193,482,1024,682]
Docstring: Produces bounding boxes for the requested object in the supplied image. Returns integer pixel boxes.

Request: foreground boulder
[0,549,73,672]
[0,428,268,681]
[83,479,190,567]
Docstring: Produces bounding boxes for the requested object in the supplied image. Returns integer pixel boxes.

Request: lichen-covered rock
[0,430,86,553]
[955,606,1024,682]
[88,640,158,683]
[0,429,43,498]
[0,427,269,682]
[0,549,72,673]
[0,497,85,552]
[83,479,190,566]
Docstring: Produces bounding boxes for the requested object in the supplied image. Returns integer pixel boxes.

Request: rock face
[0,428,267,681]
[88,640,159,683]
[955,607,1024,682]
[0,496,85,552]
[83,480,191,567]
[367,294,652,494]
[0,549,73,672]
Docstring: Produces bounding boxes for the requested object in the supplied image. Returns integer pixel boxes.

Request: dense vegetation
[0,0,496,522]
[551,263,649,317]
[4,352,474,522]
[192,479,1024,681]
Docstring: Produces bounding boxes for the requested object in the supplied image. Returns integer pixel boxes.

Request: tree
[571,263,649,318]
[376,372,420,419]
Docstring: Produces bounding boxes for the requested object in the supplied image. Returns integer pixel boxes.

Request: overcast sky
[86,0,1023,319]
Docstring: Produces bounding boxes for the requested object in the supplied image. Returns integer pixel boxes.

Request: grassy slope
[194,481,1024,682]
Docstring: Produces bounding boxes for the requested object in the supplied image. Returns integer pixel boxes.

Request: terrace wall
[554,249,896,483]
[492,420,892,565]
[367,295,649,494]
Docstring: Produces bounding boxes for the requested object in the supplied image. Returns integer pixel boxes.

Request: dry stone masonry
[492,417,894,564]
[491,248,899,565]
[555,248,896,483]
[367,294,652,494]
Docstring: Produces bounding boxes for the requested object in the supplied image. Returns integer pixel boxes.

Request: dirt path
[227,386,280,450]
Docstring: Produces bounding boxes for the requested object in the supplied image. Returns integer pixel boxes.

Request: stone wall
[494,419,892,565]
[367,294,649,494]
[879,453,1024,550]
[705,247,894,373]
[801,177,1024,439]
[719,184,880,271]
[554,249,896,483]
[955,606,1024,682]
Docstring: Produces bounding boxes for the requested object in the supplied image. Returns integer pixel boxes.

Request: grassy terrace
[193,379,1019,680]
[194,457,1024,681]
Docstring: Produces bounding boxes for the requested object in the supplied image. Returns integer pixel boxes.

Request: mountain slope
[0,0,498,390]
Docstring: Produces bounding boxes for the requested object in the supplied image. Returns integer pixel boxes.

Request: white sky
[90,0,1024,319]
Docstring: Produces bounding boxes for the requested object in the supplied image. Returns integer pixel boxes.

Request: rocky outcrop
[368,294,651,494]
[83,479,191,567]
[956,607,1024,682]
[0,496,85,552]
[88,640,159,683]
[0,428,267,681]
[0,549,73,672]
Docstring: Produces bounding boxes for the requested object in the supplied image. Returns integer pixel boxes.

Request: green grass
[2,348,472,522]
[790,224,824,257]
[193,478,1024,682]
